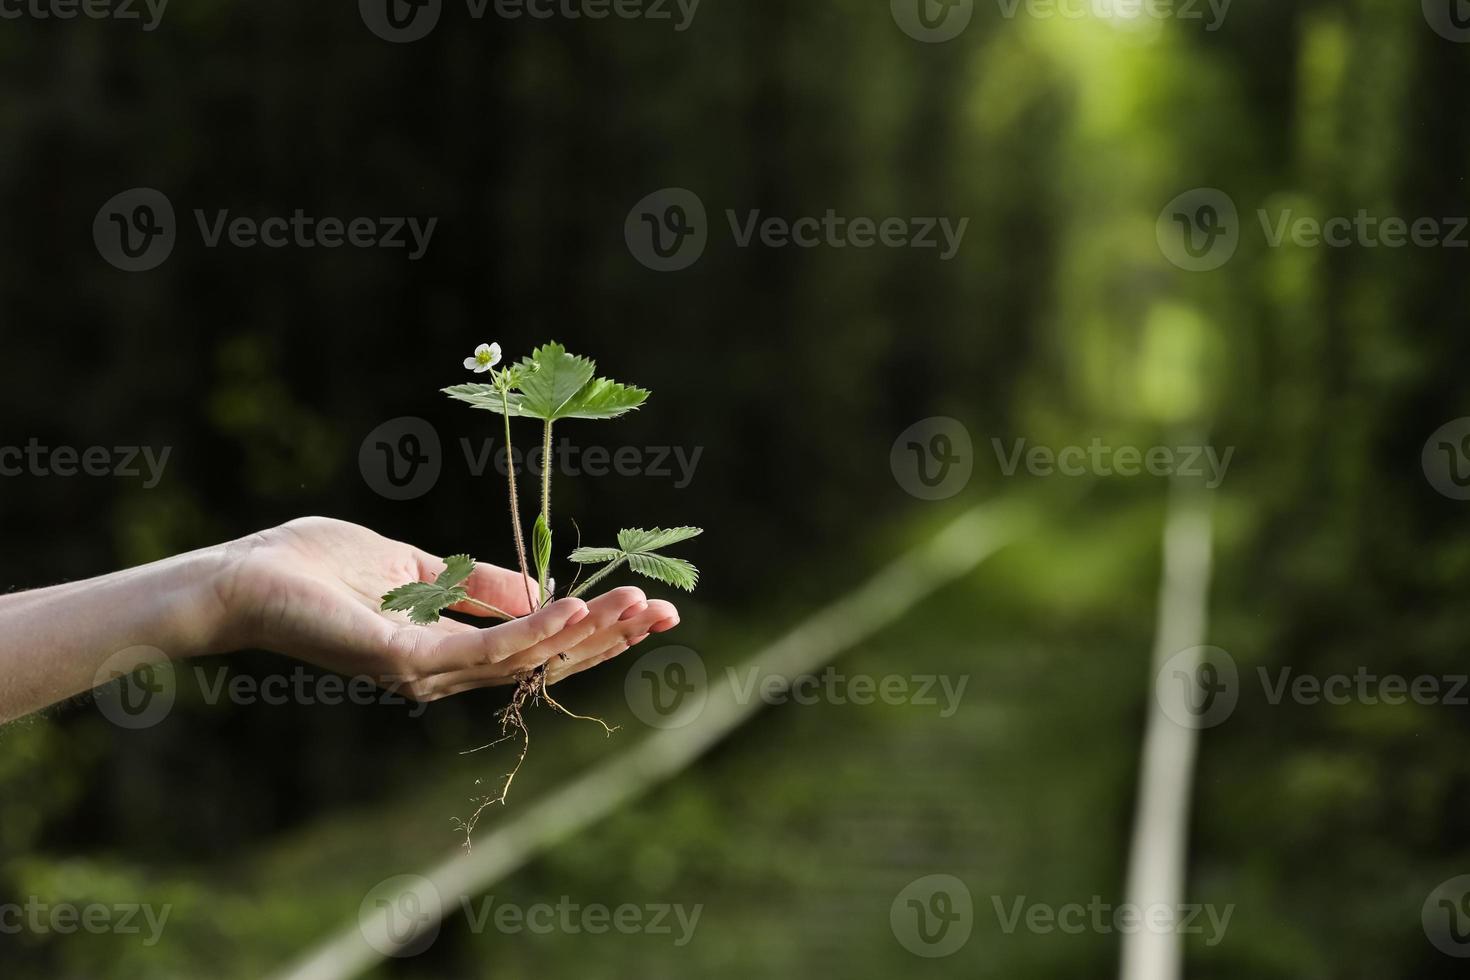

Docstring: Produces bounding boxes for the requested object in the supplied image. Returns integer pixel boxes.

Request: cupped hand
[217,517,680,701]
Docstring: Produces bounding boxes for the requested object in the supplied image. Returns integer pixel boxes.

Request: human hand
[217,517,681,701]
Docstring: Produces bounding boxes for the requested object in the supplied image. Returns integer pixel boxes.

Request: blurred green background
[3,0,1470,976]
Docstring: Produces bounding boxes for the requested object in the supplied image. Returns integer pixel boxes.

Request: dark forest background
[3,0,1470,976]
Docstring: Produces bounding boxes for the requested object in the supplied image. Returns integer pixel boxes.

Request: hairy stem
[501,384,535,613]
[569,556,628,599]
[538,419,554,606]
[461,596,516,620]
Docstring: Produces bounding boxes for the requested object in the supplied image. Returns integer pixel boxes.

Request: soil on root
[453,657,618,851]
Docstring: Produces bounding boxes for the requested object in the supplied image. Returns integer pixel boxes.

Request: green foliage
[385,344,698,630]
[442,342,648,421]
[381,554,475,625]
[532,513,552,598]
[570,527,703,594]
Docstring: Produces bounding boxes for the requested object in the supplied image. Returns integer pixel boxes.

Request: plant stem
[569,556,627,599]
[461,597,516,621]
[538,420,554,606]
[501,384,535,613]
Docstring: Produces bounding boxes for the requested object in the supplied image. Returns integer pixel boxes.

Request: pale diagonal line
[271,496,1035,980]
[1119,478,1216,980]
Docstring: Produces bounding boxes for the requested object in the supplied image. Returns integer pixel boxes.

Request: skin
[0,516,680,723]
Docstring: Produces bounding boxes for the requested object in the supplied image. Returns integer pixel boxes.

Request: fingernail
[650,617,679,633]
[630,633,650,646]
[564,602,590,626]
[618,601,649,622]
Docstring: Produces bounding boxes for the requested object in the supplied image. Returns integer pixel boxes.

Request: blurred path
[1119,479,1216,980]
[270,497,1036,980]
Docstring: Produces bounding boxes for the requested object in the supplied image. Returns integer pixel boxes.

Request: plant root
[453,659,618,851]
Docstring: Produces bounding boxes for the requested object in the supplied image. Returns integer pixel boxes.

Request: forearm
[0,546,234,723]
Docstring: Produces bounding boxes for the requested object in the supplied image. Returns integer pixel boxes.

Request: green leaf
[556,377,649,420]
[532,514,552,591]
[437,554,476,589]
[625,552,699,591]
[444,347,648,422]
[513,342,597,421]
[567,527,703,597]
[441,384,531,416]
[380,554,476,625]
[616,526,704,553]
[569,547,623,564]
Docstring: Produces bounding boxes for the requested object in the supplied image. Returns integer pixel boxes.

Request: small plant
[381,341,702,847]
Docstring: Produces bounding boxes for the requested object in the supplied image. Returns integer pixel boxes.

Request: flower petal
[464,357,480,370]
[475,343,492,356]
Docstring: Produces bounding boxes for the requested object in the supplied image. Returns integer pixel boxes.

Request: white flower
[464,342,502,373]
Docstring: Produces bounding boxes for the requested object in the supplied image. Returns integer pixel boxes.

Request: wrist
[164,536,259,658]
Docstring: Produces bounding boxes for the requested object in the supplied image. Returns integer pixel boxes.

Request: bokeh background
[4,0,1470,976]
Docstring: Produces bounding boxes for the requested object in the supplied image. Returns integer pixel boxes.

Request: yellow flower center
[476,349,494,365]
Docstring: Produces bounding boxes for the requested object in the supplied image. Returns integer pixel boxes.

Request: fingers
[424,598,588,674]
[429,588,651,697]
[496,587,649,676]
[396,587,682,701]
[415,550,540,618]
[544,598,679,685]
